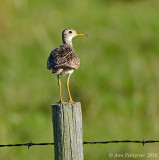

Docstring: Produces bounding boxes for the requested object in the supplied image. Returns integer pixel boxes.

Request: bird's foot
[57,100,67,104]
[68,99,74,103]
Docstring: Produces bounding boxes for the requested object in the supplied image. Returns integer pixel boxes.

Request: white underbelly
[59,69,74,76]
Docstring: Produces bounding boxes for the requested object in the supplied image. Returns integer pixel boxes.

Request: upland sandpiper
[47,29,87,103]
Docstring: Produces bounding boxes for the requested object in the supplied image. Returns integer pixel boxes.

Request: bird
[47,28,87,103]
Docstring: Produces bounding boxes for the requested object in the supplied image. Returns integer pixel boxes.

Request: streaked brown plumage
[47,44,80,74]
[47,28,87,103]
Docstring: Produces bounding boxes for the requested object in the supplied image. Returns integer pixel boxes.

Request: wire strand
[0,140,159,148]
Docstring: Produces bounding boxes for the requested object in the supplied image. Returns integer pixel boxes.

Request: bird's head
[62,28,87,45]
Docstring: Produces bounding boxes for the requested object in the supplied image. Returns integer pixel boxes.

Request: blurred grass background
[0,0,159,159]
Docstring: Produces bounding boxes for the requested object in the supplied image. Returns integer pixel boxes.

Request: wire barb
[27,142,32,149]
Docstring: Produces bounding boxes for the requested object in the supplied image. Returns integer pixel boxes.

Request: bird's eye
[69,31,72,34]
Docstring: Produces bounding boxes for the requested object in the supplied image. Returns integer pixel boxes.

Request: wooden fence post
[52,102,83,160]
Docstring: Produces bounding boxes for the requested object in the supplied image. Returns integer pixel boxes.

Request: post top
[51,102,81,107]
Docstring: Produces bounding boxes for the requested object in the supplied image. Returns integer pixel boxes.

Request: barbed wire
[0,140,159,149]
[83,140,159,146]
[0,142,54,149]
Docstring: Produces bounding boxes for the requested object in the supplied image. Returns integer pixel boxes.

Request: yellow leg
[57,75,64,103]
[67,75,74,103]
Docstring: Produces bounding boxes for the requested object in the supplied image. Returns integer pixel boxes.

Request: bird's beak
[75,33,88,37]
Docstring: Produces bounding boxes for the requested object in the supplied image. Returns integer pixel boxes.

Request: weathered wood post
[52,102,83,160]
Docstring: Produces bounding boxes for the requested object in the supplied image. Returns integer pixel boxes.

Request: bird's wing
[47,45,80,70]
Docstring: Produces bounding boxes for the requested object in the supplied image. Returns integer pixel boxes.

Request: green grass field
[1,0,159,159]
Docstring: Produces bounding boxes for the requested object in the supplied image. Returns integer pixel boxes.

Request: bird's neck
[62,37,73,47]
